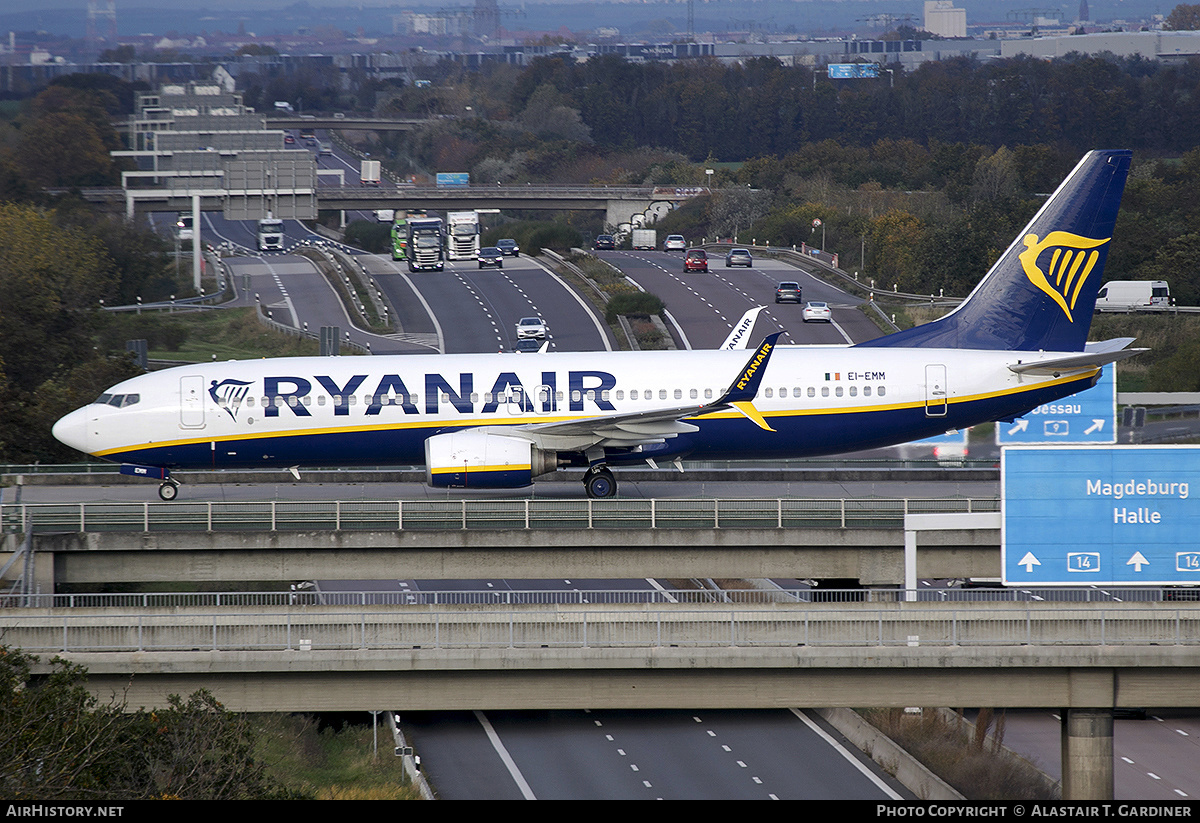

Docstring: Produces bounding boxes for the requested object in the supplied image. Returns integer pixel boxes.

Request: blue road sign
[1002,445,1200,585]
[995,366,1115,445]
[827,63,879,79]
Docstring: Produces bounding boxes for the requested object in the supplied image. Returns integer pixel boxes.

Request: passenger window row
[241,384,887,410]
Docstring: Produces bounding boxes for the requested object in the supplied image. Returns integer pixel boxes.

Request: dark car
[514,338,543,352]
[496,238,520,257]
[593,234,616,250]
[478,247,504,268]
[684,248,708,272]
[725,248,753,268]
[775,281,802,303]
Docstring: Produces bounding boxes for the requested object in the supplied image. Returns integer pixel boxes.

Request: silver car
[725,248,753,267]
[516,316,548,339]
[663,234,686,251]
[802,301,832,322]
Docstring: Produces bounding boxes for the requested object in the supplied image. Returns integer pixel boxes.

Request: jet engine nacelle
[424,429,558,489]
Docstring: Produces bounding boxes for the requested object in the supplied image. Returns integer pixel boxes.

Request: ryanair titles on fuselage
[209,369,620,421]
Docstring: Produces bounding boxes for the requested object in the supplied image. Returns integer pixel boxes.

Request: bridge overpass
[266,116,432,132]
[99,183,696,230]
[6,598,1196,799]
[6,493,1196,798]
[3,496,1003,588]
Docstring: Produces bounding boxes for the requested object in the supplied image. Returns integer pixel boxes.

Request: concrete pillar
[1061,708,1114,800]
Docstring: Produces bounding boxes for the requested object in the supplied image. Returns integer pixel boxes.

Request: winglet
[712,332,782,430]
[719,307,765,350]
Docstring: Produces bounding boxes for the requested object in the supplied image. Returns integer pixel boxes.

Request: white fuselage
[53,345,1095,472]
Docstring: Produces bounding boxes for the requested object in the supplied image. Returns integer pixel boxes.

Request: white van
[1095,280,1170,310]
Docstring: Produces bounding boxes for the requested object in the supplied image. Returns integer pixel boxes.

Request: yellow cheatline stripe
[429,464,532,475]
[95,370,1097,457]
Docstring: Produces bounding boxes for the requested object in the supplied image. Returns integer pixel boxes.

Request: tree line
[0,75,186,464]
[0,646,300,799]
[476,51,1200,162]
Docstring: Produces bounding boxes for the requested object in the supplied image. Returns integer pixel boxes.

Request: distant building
[1001,31,1200,62]
[924,1,967,39]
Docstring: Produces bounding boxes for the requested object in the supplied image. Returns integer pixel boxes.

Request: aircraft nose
[52,407,91,455]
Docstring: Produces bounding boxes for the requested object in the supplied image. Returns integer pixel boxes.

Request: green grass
[254,714,422,800]
[101,307,322,362]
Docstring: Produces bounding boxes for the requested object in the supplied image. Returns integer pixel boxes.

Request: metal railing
[3,604,1198,653]
[0,585,1189,610]
[0,457,1002,477]
[1,497,1000,534]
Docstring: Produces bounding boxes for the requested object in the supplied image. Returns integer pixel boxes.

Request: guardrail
[0,585,1187,610]
[1,497,1000,534]
[4,604,1198,653]
[0,457,1002,477]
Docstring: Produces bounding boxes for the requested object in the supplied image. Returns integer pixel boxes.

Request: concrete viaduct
[5,505,1198,799]
[5,599,1196,801]
[100,184,691,233]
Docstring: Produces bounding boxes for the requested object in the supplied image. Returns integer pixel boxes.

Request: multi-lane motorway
[598,248,881,349]
[402,708,908,800]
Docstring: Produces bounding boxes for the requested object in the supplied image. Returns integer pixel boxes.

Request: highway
[361,252,614,354]
[597,248,882,348]
[978,709,1200,801]
[403,708,908,800]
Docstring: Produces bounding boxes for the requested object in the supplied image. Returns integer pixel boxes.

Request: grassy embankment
[98,306,323,362]
[254,714,423,800]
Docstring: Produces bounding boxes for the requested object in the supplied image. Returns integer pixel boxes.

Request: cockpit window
[95,393,139,408]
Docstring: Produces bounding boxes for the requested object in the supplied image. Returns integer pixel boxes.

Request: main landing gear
[158,479,180,501]
[584,466,617,499]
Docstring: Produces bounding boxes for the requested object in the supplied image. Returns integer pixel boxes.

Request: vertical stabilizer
[858,149,1132,352]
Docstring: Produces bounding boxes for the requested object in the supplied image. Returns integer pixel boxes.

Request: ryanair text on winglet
[736,342,773,391]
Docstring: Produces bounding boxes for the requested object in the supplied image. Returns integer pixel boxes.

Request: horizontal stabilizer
[1008,339,1146,375]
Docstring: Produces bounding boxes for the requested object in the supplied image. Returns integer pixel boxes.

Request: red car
[684,248,708,272]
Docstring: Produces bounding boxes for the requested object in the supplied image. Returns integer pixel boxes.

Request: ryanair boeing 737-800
[53,150,1140,500]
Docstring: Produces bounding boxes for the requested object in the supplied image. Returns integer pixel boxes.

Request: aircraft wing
[514,333,783,449]
[1008,338,1146,375]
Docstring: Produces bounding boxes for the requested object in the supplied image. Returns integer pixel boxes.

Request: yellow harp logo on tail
[1018,231,1110,323]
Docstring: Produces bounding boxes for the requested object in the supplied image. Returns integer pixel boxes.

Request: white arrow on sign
[1126,551,1150,572]
[1017,552,1041,572]
[1008,419,1029,436]
[1084,419,1106,435]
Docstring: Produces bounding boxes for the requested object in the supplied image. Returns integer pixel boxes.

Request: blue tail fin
[857,149,1132,352]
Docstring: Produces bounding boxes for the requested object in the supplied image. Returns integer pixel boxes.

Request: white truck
[632,229,656,250]
[361,159,381,186]
[1095,280,1171,310]
[257,217,284,251]
[446,210,480,260]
